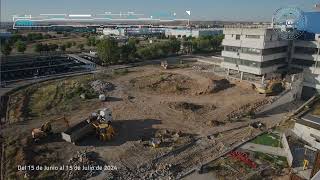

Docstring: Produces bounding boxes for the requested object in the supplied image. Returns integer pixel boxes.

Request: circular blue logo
[272,7,307,40]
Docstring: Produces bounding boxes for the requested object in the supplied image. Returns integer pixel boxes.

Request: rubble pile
[143,163,173,179]
[227,98,275,120]
[63,151,106,180]
[90,80,114,93]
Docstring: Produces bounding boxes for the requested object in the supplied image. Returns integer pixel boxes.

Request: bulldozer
[32,116,70,142]
[254,79,285,95]
[87,108,116,141]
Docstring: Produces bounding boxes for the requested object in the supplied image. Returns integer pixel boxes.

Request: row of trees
[181,35,224,54]
[96,35,223,65]
[137,39,181,60]
[1,40,27,55]
[96,37,181,65]
[1,32,56,55]
[33,41,83,53]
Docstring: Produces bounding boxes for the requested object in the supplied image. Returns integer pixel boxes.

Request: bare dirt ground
[2,63,269,179]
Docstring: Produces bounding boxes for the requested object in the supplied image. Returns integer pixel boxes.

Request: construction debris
[227,98,275,120]
[90,80,114,94]
[63,151,106,180]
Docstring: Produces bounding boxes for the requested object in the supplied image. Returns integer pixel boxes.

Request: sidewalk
[241,142,286,157]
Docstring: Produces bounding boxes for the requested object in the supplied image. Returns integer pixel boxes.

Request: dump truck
[88,108,116,141]
[61,108,116,143]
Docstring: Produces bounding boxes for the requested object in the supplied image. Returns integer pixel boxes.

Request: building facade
[291,33,320,99]
[221,28,320,98]
[221,28,289,77]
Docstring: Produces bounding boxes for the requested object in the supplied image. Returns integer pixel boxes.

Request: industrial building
[165,28,222,38]
[100,27,165,37]
[221,28,289,77]
[221,28,320,98]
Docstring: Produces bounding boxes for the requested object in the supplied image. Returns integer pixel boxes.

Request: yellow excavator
[32,116,70,141]
[88,108,116,141]
[254,79,285,95]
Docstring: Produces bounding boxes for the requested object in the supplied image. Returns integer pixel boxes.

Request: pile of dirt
[169,102,216,113]
[169,102,203,112]
[90,80,114,94]
[63,151,106,180]
[130,73,196,94]
[209,79,234,93]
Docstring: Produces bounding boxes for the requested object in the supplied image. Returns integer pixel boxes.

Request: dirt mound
[130,72,197,94]
[209,79,234,93]
[170,102,203,112]
[169,102,216,113]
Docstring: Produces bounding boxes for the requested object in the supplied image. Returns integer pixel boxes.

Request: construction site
[0,57,314,179]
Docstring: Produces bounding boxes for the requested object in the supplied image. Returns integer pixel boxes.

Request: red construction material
[228,151,257,169]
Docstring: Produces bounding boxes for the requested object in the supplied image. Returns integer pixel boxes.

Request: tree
[33,43,42,53]
[121,38,137,62]
[97,38,120,65]
[43,34,52,39]
[167,38,181,54]
[77,44,84,51]
[48,44,58,52]
[59,44,66,52]
[1,43,12,56]
[15,40,27,53]
[182,40,192,54]
[66,42,72,48]
[86,36,96,46]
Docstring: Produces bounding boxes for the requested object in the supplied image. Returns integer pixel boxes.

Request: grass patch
[251,133,282,147]
[113,68,129,76]
[254,152,288,168]
[8,75,99,118]
[29,77,98,117]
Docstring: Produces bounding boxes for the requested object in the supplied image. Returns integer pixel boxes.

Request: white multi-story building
[291,34,320,99]
[221,28,289,77]
[221,28,320,99]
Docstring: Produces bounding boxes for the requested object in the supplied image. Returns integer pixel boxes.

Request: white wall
[293,123,320,150]
[282,133,293,167]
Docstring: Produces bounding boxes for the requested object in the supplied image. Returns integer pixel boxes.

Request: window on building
[245,35,260,39]
[261,46,288,55]
[241,47,261,55]
[224,46,240,52]
[260,58,286,68]
[224,57,286,68]
[236,35,240,40]
[291,58,315,67]
[294,47,318,55]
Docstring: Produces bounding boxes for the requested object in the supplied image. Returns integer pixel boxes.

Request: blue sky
[1,0,319,21]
